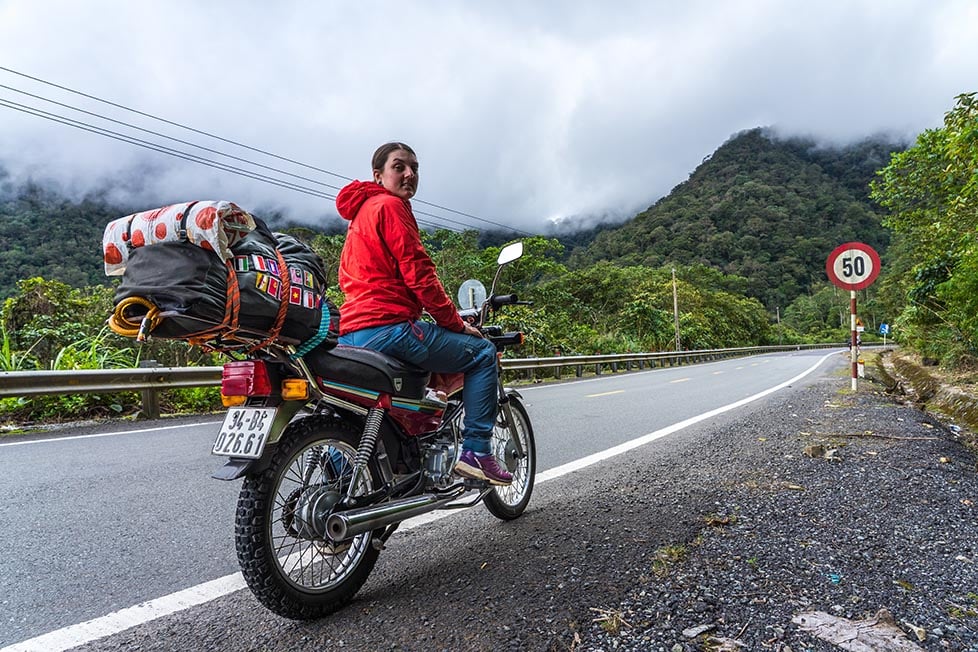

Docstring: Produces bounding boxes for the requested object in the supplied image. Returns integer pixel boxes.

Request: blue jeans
[339,321,498,454]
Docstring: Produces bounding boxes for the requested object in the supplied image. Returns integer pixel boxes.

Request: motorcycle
[210,241,536,619]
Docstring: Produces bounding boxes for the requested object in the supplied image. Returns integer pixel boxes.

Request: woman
[335,142,512,485]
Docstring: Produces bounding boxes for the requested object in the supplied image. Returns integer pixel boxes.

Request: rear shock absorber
[344,406,385,502]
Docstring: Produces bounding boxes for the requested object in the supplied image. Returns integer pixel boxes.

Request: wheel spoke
[261,437,375,592]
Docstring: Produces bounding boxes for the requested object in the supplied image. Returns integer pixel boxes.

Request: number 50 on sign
[825,242,881,291]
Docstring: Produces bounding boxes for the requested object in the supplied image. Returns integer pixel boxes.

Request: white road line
[537,352,832,482]
[586,390,625,398]
[0,420,222,447]
[1,351,834,652]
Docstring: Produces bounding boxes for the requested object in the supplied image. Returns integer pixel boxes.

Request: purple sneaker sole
[455,456,513,486]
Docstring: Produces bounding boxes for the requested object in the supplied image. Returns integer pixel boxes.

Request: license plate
[211,407,277,459]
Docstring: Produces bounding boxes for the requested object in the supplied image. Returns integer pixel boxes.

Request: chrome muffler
[326,490,465,541]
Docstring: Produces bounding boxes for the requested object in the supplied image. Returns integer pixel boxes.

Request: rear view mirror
[497,242,523,266]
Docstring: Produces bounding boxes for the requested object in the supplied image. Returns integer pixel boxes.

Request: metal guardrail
[0,343,843,418]
[500,344,840,377]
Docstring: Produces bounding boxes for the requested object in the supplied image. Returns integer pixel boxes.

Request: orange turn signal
[281,378,310,400]
[221,394,247,407]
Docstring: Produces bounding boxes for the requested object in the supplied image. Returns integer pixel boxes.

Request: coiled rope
[109,296,162,342]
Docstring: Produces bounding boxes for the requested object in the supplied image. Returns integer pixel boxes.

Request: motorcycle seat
[303,345,430,400]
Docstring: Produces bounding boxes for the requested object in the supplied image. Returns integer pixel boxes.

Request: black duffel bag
[110,219,339,353]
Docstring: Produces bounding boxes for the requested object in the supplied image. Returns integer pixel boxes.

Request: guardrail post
[576,364,583,378]
[138,360,162,420]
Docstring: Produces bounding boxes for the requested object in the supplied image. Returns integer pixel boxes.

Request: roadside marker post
[826,242,881,390]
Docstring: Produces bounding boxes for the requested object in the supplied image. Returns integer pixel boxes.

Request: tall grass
[0,322,41,371]
[49,327,142,370]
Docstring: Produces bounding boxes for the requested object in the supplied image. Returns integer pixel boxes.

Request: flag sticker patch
[267,277,281,300]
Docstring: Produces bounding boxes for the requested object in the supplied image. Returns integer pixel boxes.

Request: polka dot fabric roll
[102,200,256,276]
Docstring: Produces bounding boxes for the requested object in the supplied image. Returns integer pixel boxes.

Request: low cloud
[0,1,974,232]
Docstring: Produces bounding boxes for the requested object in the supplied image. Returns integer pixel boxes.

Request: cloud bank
[0,0,974,232]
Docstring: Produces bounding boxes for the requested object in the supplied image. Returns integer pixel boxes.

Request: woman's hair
[371,142,416,173]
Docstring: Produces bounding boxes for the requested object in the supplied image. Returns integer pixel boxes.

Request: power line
[0,97,456,232]
[0,66,353,183]
[0,96,455,232]
[0,98,336,200]
[0,86,486,234]
[0,66,533,236]
[0,92,474,232]
[0,83,344,193]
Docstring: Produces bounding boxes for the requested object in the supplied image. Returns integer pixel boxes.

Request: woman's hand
[462,323,484,338]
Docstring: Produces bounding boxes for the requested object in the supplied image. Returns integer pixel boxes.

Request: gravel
[579,375,978,652]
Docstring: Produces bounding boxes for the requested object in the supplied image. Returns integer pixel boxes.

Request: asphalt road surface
[0,348,841,651]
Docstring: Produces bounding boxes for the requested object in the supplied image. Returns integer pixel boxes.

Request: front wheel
[484,396,536,520]
[234,415,380,620]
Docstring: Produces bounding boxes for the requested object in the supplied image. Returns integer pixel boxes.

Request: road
[0,348,842,650]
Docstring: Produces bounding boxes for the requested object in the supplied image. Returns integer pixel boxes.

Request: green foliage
[49,327,142,370]
[2,277,117,363]
[529,262,773,354]
[0,182,124,299]
[870,92,978,364]
[164,386,223,414]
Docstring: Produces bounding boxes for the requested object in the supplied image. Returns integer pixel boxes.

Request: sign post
[826,242,881,390]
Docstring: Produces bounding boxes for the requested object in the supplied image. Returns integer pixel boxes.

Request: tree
[870,92,978,362]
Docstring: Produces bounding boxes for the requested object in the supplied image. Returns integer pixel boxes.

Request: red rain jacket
[336,181,465,335]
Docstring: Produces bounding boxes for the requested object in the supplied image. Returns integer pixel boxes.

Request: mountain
[0,179,127,297]
[568,129,905,309]
[0,129,905,307]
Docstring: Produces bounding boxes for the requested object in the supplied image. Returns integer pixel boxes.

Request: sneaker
[454,450,513,486]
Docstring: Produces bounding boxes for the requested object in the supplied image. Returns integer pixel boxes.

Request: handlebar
[485,330,524,348]
[489,294,533,309]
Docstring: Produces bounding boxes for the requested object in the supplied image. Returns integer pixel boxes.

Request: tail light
[221,361,272,406]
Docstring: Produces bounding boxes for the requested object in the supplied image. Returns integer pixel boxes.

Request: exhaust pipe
[326,490,464,541]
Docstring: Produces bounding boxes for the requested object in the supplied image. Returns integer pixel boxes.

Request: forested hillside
[569,129,905,309]
[0,180,125,295]
[0,130,904,310]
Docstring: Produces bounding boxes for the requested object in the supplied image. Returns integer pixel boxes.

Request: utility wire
[0,86,479,233]
[0,83,344,192]
[0,83,476,232]
[0,66,532,235]
[0,97,451,232]
[0,94,463,232]
[0,98,336,200]
[0,66,352,182]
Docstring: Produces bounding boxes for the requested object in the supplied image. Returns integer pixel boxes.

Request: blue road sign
[879,323,890,335]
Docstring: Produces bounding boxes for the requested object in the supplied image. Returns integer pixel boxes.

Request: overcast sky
[0,1,975,233]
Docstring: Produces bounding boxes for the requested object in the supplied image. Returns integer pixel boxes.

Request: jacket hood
[336,180,391,221]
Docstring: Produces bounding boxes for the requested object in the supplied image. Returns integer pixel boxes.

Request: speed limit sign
[826,242,880,290]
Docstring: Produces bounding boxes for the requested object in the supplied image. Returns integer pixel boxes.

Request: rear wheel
[235,415,379,619]
[483,397,535,520]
